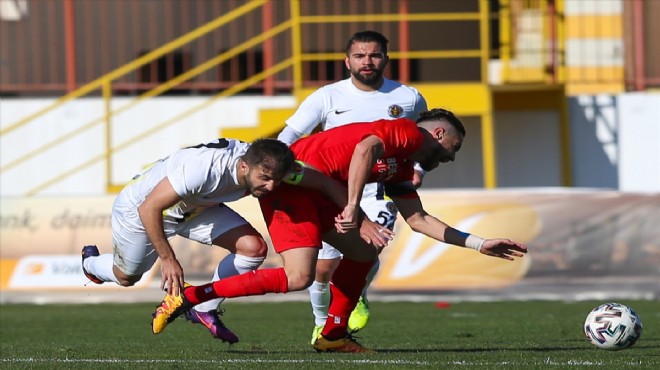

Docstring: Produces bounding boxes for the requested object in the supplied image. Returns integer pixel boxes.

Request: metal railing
[2,0,504,195]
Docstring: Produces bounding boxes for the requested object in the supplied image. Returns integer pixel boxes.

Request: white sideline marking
[1,358,429,365]
[1,358,652,366]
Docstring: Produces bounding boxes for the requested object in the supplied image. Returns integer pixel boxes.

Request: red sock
[184,268,289,305]
[322,258,374,340]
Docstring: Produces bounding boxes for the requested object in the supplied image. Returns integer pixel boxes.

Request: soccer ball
[583,302,643,350]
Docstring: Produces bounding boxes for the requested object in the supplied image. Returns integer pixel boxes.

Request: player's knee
[315,258,340,282]
[236,236,268,258]
[286,271,315,291]
[314,266,334,282]
[116,274,142,287]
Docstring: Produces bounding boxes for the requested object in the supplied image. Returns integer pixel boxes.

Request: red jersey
[261,118,423,253]
[291,118,423,185]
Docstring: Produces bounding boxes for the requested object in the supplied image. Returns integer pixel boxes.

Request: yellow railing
[2,0,274,195]
[1,0,531,196]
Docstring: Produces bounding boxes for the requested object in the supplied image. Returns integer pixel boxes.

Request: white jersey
[286,77,427,134]
[114,138,249,233]
[286,77,427,200]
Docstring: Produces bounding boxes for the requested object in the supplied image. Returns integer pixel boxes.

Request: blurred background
[1,0,658,303]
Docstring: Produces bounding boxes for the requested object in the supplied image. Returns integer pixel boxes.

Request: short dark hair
[416,108,466,137]
[243,138,295,178]
[345,30,389,56]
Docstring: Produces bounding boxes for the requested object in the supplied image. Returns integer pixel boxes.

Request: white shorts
[318,197,398,260]
[111,204,248,275]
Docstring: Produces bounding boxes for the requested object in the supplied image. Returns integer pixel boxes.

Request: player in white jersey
[80,138,349,344]
[277,30,428,343]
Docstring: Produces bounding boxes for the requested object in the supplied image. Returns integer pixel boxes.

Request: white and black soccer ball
[583,302,643,350]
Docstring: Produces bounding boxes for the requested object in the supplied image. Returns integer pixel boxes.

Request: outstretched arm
[393,196,527,260]
[138,178,186,296]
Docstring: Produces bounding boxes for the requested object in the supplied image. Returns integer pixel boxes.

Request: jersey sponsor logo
[388,104,403,118]
[373,157,398,181]
[334,109,351,115]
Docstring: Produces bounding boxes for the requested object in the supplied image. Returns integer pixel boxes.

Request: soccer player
[81,138,351,344]
[152,108,528,353]
[278,30,428,342]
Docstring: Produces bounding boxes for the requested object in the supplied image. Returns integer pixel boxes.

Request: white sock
[83,253,119,284]
[308,280,330,326]
[361,258,380,298]
[193,254,264,312]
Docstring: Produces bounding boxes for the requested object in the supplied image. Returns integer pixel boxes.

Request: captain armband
[283,160,306,185]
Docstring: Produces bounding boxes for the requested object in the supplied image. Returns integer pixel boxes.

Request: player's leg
[348,198,398,332]
[177,205,266,343]
[153,246,318,334]
[153,185,327,334]
[82,207,160,286]
[307,244,341,343]
[311,229,377,353]
[179,236,319,302]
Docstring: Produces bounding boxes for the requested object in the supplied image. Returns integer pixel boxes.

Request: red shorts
[259,183,340,253]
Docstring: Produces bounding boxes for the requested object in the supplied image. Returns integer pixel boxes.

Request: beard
[419,159,439,172]
[419,146,446,171]
[350,67,384,87]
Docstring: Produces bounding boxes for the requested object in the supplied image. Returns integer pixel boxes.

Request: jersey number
[185,138,232,149]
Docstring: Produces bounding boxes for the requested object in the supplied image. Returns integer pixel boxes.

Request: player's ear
[434,127,445,140]
[344,56,350,70]
[238,159,249,173]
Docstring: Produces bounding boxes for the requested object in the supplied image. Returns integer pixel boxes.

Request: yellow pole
[102,79,113,192]
[479,0,490,84]
[480,0,496,188]
[499,0,511,83]
[290,0,303,95]
[556,0,566,83]
[481,109,497,189]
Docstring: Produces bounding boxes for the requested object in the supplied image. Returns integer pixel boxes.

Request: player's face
[244,164,282,198]
[345,41,388,88]
[419,131,463,172]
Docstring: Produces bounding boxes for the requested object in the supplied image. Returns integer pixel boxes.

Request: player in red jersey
[152,108,528,353]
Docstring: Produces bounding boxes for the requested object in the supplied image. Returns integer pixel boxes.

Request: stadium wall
[1,92,659,196]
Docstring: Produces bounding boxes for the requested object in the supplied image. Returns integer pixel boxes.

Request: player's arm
[279,89,326,145]
[392,193,528,260]
[138,177,186,296]
[283,161,362,233]
[284,161,349,212]
[277,125,305,146]
[347,135,385,207]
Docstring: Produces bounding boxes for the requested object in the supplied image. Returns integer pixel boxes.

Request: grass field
[1,300,658,369]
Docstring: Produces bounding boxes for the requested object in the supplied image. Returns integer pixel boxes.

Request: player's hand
[412,170,425,189]
[160,258,185,296]
[334,204,359,233]
[479,239,527,261]
[358,219,394,248]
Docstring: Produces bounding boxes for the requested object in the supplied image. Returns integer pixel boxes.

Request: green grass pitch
[1,300,658,369]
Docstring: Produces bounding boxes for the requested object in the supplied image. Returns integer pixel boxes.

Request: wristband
[413,163,427,176]
[465,234,486,252]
